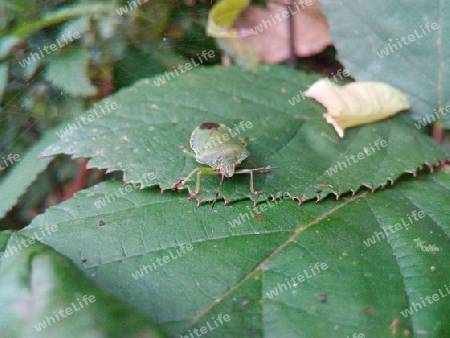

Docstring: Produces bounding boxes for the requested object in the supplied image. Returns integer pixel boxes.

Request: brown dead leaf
[232,0,332,64]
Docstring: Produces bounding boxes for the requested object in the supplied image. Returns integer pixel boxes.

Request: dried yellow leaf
[305,79,410,138]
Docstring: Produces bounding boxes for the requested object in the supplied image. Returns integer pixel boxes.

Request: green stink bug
[173,122,277,208]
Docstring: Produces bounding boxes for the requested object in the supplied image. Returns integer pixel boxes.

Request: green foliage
[0,128,57,218]
[0,231,168,337]
[40,66,448,205]
[46,45,97,97]
[321,1,450,128]
[9,4,118,39]
[0,1,449,337]
[16,171,450,337]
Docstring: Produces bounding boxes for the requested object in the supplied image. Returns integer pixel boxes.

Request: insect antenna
[210,173,225,211]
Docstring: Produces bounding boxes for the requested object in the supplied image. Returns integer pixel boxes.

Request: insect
[173,122,277,209]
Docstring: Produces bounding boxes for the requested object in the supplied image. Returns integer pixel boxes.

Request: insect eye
[199,122,220,130]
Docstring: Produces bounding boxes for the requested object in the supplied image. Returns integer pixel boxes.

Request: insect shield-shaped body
[190,122,250,177]
[173,122,276,208]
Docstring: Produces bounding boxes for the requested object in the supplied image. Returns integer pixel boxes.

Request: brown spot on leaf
[253,213,263,222]
[364,307,375,315]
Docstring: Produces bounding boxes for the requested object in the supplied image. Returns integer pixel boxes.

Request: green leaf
[127,0,176,41]
[9,4,118,39]
[40,65,449,205]
[208,0,250,30]
[18,170,450,337]
[320,1,450,128]
[0,129,58,218]
[114,45,165,90]
[207,0,258,67]
[0,36,22,60]
[0,231,168,337]
[0,62,8,103]
[45,45,97,97]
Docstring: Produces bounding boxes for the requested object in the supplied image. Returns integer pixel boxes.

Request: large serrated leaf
[0,231,168,337]
[320,1,450,129]
[40,66,449,205]
[17,170,450,337]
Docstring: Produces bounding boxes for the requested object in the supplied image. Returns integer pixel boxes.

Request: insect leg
[210,173,225,211]
[187,169,202,206]
[234,166,279,195]
[186,167,219,206]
